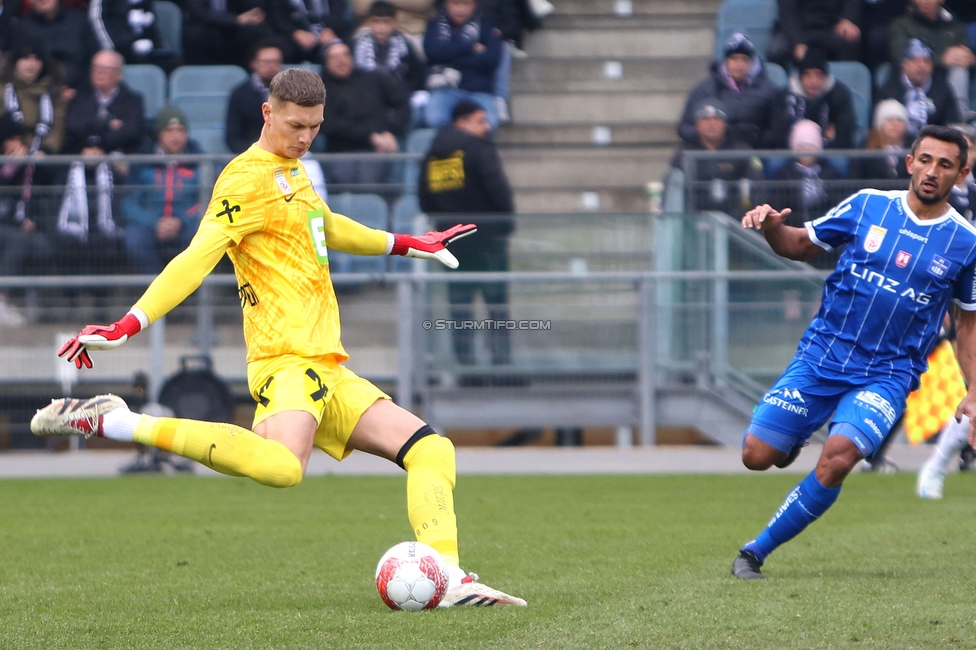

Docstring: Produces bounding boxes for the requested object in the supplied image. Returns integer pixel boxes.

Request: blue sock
[742,471,841,562]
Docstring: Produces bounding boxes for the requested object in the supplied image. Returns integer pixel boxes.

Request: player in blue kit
[732,125,976,579]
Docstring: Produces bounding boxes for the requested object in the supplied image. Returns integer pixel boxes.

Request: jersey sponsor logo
[306,209,329,264]
[216,199,241,223]
[290,167,300,177]
[864,225,887,253]
[849,263,932,304]
[928,254,950,278]
[762,388,809,416]
[898,228,928,243]
[305,368,328,402]
[863,417,883,440]
[896,250,912,267]
[274,166,293,194]
[853,390,896,427]
[427,151,465,192]
[239,282,258,307]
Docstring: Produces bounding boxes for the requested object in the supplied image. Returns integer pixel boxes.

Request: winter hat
[798,47,828,73]
[789,119,823,152]
[903,38,933,61]
[154,106,188,133]
[873,99,909,130]
[694,98,728,121]
[723,32,756,59]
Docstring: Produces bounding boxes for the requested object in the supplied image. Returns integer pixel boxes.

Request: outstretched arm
[742,204,823,261]
[953,306,976,445]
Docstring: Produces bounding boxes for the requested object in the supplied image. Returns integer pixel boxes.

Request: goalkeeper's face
[262,99,324,159]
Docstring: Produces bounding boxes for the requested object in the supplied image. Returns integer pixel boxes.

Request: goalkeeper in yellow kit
[30,69,526,608]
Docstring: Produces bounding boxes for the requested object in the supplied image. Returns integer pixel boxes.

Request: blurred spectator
[19,0,96,91]
[88,0,182,72]
[354,1,427,93]
[767,0,861,69]
[423,0,505,129]
[225,40,282,154]
[0,0,20,53]
[945,0,976,52]
[64,50,144,157]
[0,112,51,326]
[670,98,764,218]
[861,0,910,71]
[889,0,975,115]
[678,32,791,150]
[771,120,845,228]
[947,122,976,219]
[0,38,67,154]
[122,107,202,274]
[876,38,960,136]
[321,40,408,186]
[182,0,282,66]
[269,0,352,63]
[350,0,435,49]
[480,0,540,52]
[850,99,912,181]
[784,47,858,148]
[418,99,513,366]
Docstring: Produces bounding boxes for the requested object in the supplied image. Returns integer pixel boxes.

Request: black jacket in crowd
[321,69,409,153]
[419,125,513,214]
[20,6,97,89]
[268,0,353,44]
[875,67,961,132]
[776,0,861,46]
[670,137,765,218]
[784,72,858,148]
[63,83,145,155]
[678,60,791,150]
[225,77,266,154]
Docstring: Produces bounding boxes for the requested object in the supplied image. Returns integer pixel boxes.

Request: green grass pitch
[0,472,974,649]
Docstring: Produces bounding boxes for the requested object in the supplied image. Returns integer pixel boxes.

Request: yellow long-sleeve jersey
[133,144,390,362]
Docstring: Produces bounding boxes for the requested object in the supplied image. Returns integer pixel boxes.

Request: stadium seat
[190,125,231,155]
[403,128,437,193]
[764,61,788,88]
[328,193,389,274]
[172,94,230,126]
[153,1,182,56]
[122,64,167,120]
[169,65,248,100]
[390,194,423,272]
[714,0,778,60]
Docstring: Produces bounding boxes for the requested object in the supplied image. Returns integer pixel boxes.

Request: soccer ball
[375,541,449,611]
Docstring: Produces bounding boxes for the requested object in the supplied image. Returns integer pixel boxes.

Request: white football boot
[30,394,128,438]
[439,568,527,608]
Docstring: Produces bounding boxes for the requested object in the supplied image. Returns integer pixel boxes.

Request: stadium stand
[713,0,778,61]
[327,193,389,274]
[122,64,168,121]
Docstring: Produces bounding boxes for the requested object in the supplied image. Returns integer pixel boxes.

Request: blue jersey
[798,189,976,383]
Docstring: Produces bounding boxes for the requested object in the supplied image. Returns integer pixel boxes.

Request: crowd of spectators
[0,0,550,325]
[673,0,976,233]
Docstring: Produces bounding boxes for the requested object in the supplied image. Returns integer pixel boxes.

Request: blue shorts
[747,357,911,459]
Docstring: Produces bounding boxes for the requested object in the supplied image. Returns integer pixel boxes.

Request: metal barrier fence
[0,209,832,449]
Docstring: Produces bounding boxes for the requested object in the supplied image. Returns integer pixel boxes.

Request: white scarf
[57,161,119,241]
[354,29,410,74]
[4,83,52,223]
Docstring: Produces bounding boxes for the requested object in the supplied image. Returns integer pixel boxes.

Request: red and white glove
[58,312,143,369]
[390,223,477,269]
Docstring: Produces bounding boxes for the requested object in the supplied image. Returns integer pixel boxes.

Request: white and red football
[375,541,449,611]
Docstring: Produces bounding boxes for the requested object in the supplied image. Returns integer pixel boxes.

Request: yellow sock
[133,416,303,488]
[402,433,460,567]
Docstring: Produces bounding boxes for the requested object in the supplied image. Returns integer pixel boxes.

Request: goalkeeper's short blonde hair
[269,69,326,108]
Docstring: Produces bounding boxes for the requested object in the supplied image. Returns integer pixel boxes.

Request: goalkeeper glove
[390,223,476,269]
[58,312,143,369]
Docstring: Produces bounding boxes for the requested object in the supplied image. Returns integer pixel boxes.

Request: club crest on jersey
[929,254,950,278]
[274,167,292,194]
[895,251,912,268]
[864,225,887,253]
[290,167,300,176]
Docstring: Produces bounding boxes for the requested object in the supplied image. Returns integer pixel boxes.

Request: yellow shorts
[247,354,390,460]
